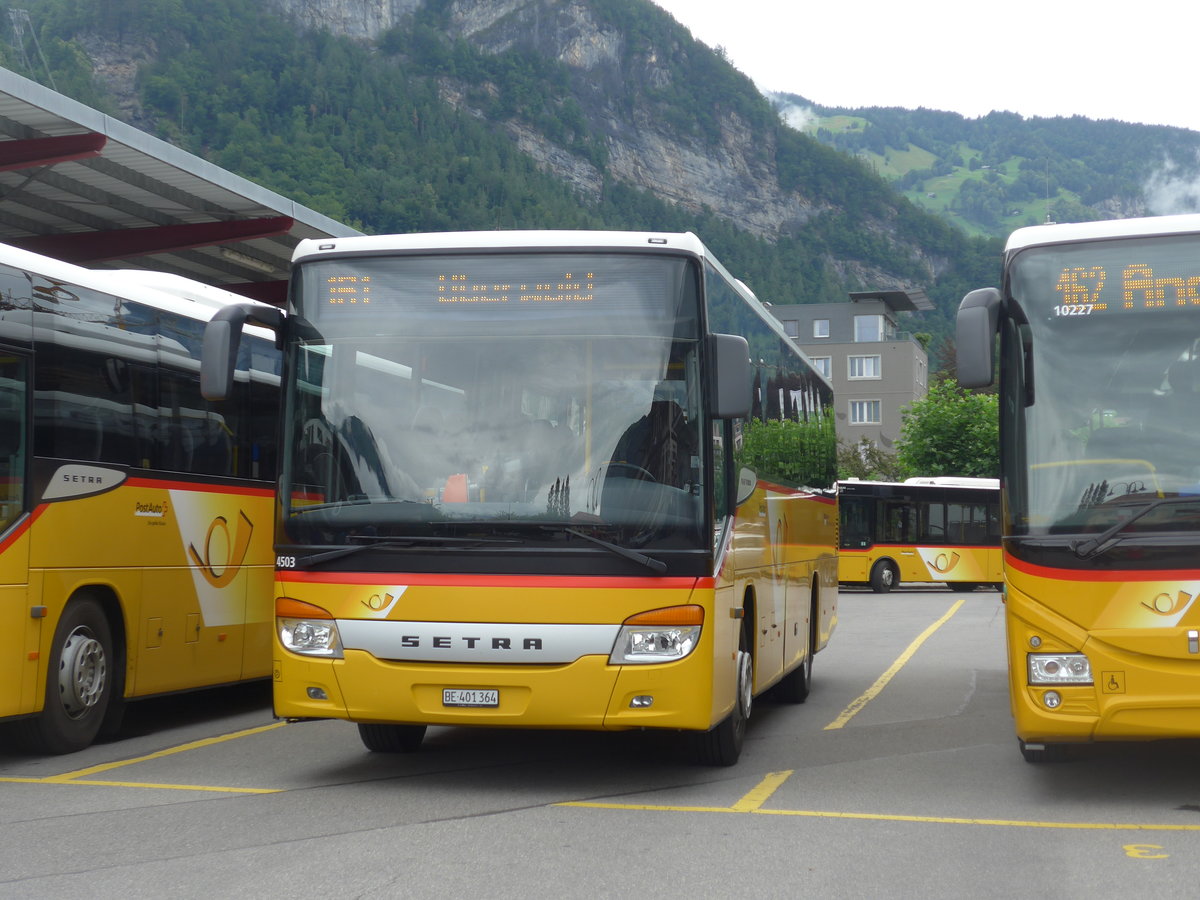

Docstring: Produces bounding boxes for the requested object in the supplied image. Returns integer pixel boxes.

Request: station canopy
[0,67,361,305]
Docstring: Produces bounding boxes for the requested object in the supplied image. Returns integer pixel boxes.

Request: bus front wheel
[690,634,752,766]
[358,723,427,753]
[869,560,897,593]
[20,598,115,754]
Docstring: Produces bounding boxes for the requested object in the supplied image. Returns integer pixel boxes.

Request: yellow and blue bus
[0,242,280,753]
[202,230,839,766]
[838,477,1001,592]
[957,212,1200,761]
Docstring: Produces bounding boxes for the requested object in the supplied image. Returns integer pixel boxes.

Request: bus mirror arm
[956,287,1002,389]
[709,333,752,419]
[200,303,284,401]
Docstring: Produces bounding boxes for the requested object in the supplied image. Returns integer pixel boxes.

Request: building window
[848,355,881,379]
[853,314,883,342]
[811,356,831,379]
[849,399,881,424]
[782,319,799,338]
[813,319,829,338]
[917,358,927,386]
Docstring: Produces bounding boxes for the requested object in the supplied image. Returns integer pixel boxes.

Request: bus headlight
[1028,653,1092,685]
[609,605,703,665]
[277,597,343,659]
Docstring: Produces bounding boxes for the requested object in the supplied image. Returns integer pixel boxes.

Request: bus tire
[690,631,751,766]
[19,598,115,754]
[869,560,897,593]
[358,723,427,753]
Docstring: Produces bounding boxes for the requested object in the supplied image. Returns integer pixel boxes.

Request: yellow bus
[957,212,1200,762]
[202,230,839,766]
[0,243,281,753]
[838,477,1001,592]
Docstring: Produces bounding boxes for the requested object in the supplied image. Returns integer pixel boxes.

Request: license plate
[443,688,499,708]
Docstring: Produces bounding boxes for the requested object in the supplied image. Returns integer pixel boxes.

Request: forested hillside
[777,96,1200,239]
[0,0,1058,360]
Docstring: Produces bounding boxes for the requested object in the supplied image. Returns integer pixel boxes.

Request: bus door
[0,353,33,717]
[838,495,873,582]
[881,498,918,577]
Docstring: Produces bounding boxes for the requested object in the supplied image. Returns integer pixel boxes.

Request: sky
[650,0,1200,134]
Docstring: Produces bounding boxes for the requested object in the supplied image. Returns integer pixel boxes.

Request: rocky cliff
[63,0,952,300]
[263,0,877,260]
[268,0,421,40]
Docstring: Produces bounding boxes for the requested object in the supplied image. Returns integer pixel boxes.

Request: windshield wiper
[541,526,668,574]
[297,535,520,568]
[1072,496,1200,560]
[288,498,428,516]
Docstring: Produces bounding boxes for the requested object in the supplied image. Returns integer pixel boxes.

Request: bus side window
[921,501,946,542]
[0,356,27,532]
[882,500,911,543]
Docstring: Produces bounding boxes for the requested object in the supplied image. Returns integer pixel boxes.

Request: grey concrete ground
[3,587,1198,899]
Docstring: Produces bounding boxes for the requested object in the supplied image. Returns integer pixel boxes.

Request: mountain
[772,95,1200,240]
[8,0,1130,359]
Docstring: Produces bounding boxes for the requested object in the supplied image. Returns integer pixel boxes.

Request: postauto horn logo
[188,510,254,588]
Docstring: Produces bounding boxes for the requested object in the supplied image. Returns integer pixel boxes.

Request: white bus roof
[0,240,276,325]
[903,476,999,488]
[839,477,998,490]
[292,230,710,262]
[1006,213,1200,253]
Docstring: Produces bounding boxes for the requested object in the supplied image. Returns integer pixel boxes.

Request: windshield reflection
[281,254,705,552]
[1010,236,1200,538]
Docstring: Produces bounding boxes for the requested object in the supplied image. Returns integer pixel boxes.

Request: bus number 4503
[277,556,297,569]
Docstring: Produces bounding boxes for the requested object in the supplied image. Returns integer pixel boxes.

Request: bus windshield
[282,252,706,550]
[1008,233,1200,537]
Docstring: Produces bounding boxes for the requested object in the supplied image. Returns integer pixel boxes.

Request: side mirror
[956,287,1001,388]
[709,333,752,419]
[200,303,284,400]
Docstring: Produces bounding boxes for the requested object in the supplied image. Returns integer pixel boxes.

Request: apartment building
[767,290,931,451]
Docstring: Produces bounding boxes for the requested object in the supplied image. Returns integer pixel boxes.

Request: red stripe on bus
[277,570,714,590]
[125,476,273,497]
[841,544,990,553]
[1004,551,1200,582]
[0,505,43,553]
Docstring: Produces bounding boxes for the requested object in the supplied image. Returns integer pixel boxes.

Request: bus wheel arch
[20,589,125,754]
[869,559,898,593]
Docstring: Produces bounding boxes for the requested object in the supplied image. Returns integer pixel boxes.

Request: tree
[837,438,904,481]
[896,380,998,478]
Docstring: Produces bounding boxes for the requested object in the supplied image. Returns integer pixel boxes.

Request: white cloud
[773,96,815,132]
[1144,155,1200,216]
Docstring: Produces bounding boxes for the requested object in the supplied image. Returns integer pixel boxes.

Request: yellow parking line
[0,776,280,794]
[46,721,287,783]
[558,799,1200,831]
[749,809,1200,830]
[558,769,1200,831]
[824,598,965,730]
[2,721,287,794]
[730,770,793,811]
